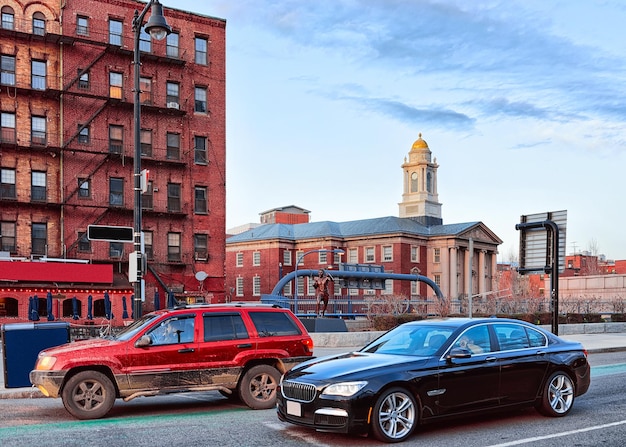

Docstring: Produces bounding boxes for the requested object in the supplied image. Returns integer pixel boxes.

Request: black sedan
[277,318,590,443]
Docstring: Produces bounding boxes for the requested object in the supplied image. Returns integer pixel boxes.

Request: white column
[449,246,458,299]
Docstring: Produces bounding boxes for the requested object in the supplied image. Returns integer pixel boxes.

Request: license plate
[286,400,302,417]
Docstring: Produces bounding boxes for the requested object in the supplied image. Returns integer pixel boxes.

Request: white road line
[486,420,626,447]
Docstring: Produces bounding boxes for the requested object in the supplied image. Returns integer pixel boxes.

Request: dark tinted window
[249,311,301,337]
[203,313,248,341]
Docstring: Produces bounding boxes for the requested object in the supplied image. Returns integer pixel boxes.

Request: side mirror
[446,347,472,362]
[135,335,152,348]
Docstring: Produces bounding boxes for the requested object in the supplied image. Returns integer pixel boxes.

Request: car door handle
[237,343,252,348]
[178,348,195,353]
[485,356,498,362]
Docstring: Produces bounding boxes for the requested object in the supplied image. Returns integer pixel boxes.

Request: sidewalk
[2,331,626,399]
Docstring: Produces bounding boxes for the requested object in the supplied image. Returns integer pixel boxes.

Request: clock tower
[399,133,443,225]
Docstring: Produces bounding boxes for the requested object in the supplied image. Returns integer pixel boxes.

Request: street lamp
[293,248,344,314]
[132,0,171,319]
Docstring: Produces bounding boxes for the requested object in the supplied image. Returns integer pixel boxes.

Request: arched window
[33,12,46,36]
[1,6,14,30]
[410,172,418,193]
[426,172,432,193]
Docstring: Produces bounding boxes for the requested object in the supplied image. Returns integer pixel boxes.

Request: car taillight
[302,337,314,354]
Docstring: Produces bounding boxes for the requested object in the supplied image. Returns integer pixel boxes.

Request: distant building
[0,0,226,324]
[226,135,502,302]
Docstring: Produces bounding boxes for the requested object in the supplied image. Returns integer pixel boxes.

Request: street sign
[517,210,567,273]
[87,225,134,242]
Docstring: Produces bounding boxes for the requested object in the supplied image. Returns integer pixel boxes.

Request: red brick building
[0,0,226,325]
[226,135,502,303]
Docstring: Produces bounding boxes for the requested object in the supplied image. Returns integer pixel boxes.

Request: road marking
[591,362,626,377]
[485,420,626,447]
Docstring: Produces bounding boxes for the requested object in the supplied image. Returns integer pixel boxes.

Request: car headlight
[321,381,367,397]
[36,356,57,371]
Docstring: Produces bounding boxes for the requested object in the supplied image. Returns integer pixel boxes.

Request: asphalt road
[0,352,625,447]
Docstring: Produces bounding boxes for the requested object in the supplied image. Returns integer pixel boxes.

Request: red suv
[30,303,313,419]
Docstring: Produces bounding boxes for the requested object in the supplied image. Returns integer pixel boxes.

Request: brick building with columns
[226,135,502,303]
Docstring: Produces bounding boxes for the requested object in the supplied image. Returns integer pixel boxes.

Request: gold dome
[411,133,429,150]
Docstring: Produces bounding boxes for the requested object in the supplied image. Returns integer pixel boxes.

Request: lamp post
[132,0,171,319]
[293,248,344,314]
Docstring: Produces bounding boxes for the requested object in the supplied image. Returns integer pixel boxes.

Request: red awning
[0,261,113,284]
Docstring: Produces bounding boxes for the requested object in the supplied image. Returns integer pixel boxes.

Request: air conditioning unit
[167,102,179,109]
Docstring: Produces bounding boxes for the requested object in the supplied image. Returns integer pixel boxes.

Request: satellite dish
[195,271,208,281]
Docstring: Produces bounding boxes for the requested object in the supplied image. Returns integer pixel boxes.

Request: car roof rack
[172,302,281,310]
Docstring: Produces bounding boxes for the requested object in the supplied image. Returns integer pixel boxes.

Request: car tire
[238,364,280,410]
[61,370,116,420]
[536,371,575,417]
[371,387,418,443]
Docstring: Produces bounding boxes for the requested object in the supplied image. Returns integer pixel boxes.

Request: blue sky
[172,0,626,261]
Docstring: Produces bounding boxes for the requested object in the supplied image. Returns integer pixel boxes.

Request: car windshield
[111,314,160,341]
[360,324,454,356]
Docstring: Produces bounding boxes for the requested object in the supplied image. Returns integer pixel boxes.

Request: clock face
[411,172,418,180]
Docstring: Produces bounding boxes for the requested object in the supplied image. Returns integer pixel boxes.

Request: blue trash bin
[1,322,70,388]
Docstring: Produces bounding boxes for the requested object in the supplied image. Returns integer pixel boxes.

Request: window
[166,32,179,58]
[296,277,304,296]
[77,231,90,252]
[1,55,15,86]
[109,19,123,46]
[236,277,244,296]
[1,112,16,143]
[144,231,153,259]
[166,82,179,107]
[283,250,292,266]
[33,12,46,36]
[383,279,393,295]
[31,171,46,202]
[1,6,14,30]
[194,234,208,260]
[78,69,90,89]
[142,181,153,210]
[236,252,244,267]
[334,251,343,264]
[139,26,151,52]
[140,129,152,156]
[283,282,292,296]
[454,326,491,354]
[411,246,419,262]
[195,37,208,65]
[434,248,441,263]
[0,221,16,252]
[139,77,152,104]
[1,168,16,199]
[194,136,207,164]
[78,178,90,198]
[110,242,123,258]
[109,177,124,206]
[204,314,248,342]
[252,277,261,296]
[296,251,304,265]
[109,72,123,99]
[166,132,180,159]
[348,248,358,264]
[194,86,207,113]
[382,245,393,262]
[365,247,375,262]
[31,115,47,145]
[194,186,207,214]
[307,277,316,295]
[78,124,90,144]
[434,274,441,286]
[253,252,261,266]
[167,232,181,262]
[109,125,123,154]
[76,16,89,35]
[167,183,181,212]
[32,223,47,255]
[319,251,328,264]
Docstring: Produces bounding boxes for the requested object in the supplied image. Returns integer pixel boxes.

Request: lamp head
[144,1,171,41]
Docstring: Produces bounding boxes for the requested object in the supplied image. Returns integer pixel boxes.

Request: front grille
[282,380,316,402]
[314,413,347,427]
